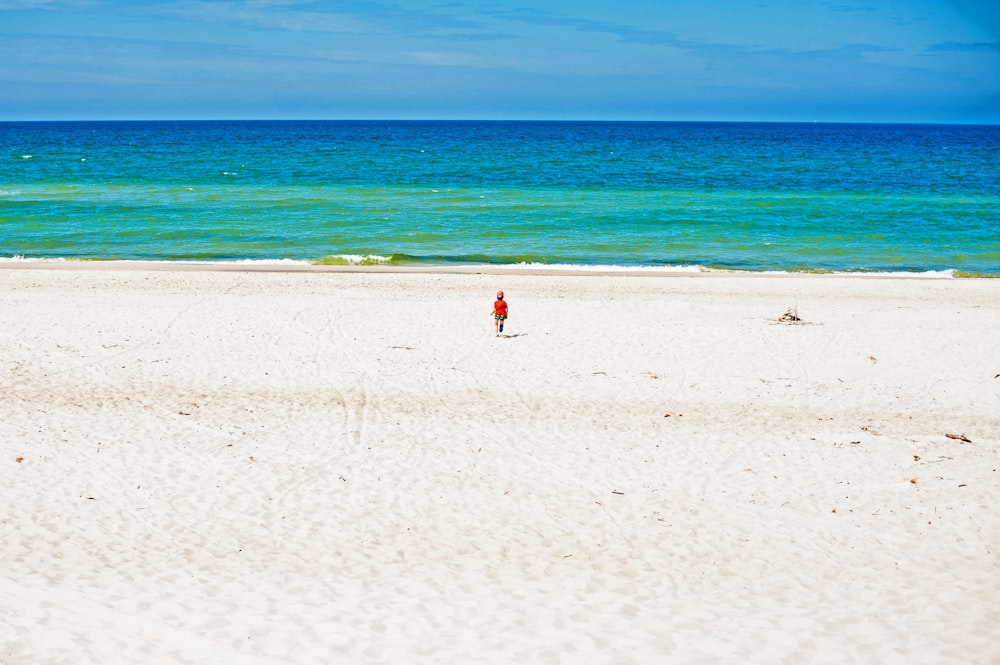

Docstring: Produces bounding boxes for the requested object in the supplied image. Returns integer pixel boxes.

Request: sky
[1,0,998,123]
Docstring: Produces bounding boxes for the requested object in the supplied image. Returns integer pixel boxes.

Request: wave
[0,256,310,267]
[2,255,995,278]
[314,254,399,266]
[307,252,989,277]
[0,255,70,263]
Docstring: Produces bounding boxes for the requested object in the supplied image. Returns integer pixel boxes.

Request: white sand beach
[1,265,998,664]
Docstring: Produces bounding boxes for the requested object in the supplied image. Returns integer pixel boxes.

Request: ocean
[1,120,998,275]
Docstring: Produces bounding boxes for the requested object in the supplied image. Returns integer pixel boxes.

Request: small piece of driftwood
[778,307,801,323]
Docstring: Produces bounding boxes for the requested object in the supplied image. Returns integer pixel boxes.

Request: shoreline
[0,257,985,279]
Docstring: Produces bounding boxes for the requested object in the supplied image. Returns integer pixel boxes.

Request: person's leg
[494,316,500,335]
[499,317,504,333]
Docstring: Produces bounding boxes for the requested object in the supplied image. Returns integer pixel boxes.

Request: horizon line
[1,117,998,127]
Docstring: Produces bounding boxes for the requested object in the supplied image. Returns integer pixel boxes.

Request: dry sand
[1,265,998,664]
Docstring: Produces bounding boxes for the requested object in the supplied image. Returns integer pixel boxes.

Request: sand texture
[2,266,998,664]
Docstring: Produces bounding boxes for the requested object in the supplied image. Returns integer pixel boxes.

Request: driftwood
[775,306,815,325]
[778,306,801,323]
[945,433,972,443]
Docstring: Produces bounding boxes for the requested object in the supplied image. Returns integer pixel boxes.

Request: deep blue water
[1,120,998,274]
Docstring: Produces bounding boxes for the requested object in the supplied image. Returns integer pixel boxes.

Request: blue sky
[1,0,998,122]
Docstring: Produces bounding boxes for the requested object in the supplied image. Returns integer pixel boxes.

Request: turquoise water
[1,120,998,274]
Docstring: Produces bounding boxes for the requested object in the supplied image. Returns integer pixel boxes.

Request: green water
[2,120,998,273]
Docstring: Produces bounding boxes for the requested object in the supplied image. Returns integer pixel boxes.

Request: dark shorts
[495,315,506,320]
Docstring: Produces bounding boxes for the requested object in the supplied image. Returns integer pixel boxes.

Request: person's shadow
[498,333,527,339]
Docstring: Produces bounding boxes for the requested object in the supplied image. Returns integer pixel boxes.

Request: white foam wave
[0,256,68,263]
[505,262,712,273]
[219,258,312,266]
[0,257,970,277]
[850,269,957,279]
[328,254,394,265]
[480,263,965,278]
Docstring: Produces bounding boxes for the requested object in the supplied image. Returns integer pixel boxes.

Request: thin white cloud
[0,0,88,8]
[151,1,376,34]
[405,50,516,68]
[145,0,486,37]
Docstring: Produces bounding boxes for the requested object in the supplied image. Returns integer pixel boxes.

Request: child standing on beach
[492,290,508,336]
